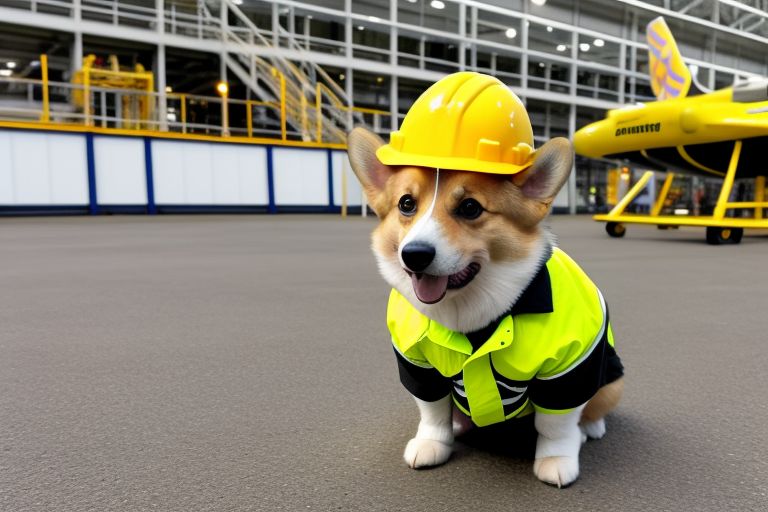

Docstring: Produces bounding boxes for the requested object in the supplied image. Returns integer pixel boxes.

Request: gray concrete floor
[0,214,766,512]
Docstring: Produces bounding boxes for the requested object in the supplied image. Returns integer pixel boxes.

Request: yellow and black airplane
[573,17,768,244]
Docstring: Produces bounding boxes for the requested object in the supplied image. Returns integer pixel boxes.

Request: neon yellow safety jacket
[388,247,623,427]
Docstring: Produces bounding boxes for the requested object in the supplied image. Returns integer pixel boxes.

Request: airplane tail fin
[646,17,700,100]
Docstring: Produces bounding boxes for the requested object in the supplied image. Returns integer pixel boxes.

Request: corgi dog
[347,126,624,488]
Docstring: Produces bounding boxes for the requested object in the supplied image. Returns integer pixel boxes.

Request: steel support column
[568,103,577,215]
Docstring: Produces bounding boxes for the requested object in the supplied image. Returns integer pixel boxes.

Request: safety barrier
[0,124,363,215]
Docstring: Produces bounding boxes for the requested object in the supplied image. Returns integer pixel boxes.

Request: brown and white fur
[347,127,623,488]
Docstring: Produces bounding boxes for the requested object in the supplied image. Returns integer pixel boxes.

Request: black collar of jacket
[464,249,554,351]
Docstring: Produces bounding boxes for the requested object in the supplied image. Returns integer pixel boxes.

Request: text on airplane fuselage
[615,122,662,137]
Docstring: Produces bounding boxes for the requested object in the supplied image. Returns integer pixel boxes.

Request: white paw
[580,418,606,440]
[533,456,580,488]
[403,438,452,469]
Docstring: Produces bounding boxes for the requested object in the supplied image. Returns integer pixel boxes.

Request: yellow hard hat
[376,72,535,175]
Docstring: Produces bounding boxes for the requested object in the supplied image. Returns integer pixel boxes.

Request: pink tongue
[411,273,449,304]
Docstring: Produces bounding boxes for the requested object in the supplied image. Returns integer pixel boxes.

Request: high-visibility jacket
[388,247,623,427]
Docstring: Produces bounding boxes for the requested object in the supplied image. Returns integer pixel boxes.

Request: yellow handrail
[300,93,308,139]
[246,99,253,138]
[0,71,375,146]
[274,68,287,141]
[316,82,388,115]
[315,82,323,143]
[350,106,389,115]
[40,54,50,123]
[83,68,91,126]
[179,93,187,134]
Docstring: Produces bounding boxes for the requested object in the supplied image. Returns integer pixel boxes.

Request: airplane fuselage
[573,83,768,178]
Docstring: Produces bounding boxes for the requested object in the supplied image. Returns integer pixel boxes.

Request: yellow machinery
[71,54,154,129]
[573,17,768,244]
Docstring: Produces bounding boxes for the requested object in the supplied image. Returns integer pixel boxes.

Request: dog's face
[347,128,573,329]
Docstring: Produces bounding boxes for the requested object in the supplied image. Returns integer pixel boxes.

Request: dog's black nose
[401,242,435,272]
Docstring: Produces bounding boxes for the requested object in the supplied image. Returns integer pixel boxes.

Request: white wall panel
[181,143,214,203]
[234,146,268,205]
[48,135,88,204]
[211,144,240,204]
[210,144,268,205]
[331,150,362,207]
[0,132,15,204]
[152,140,267,205]
[94,136,146,205]
[0,131,88,205]
[12,132,50,204]
[152,140,185,204]
[273,148,328,206]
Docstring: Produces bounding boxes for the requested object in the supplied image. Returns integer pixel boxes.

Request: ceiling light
[538,62,545,68]
[556,44,567,52]
[579,42,590,51]
[232,0,243,5]
[357,25,365,30]
[546,26,553,32]
[407,0,418,3]
[339,73,345,80]
[216,81,229,96]
[367,16,381,22]
[376,76,384,83]
[505,28,517,39]
[593,38,605,47]
[0,69,12,77]
[30,60,40,67]
[6,61,16,69]
[165,86,173,93]
[531,0,547,5]
[430,0,445,9]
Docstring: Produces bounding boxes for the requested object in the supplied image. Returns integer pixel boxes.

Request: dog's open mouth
[406,263,481,304]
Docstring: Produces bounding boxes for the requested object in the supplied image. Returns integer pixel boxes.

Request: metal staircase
[201,0,362,143]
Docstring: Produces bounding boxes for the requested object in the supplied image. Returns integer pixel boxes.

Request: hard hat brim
[376,145,533,175]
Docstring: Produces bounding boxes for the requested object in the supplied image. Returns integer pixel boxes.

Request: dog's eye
[456,198,483,220]
[398,194,417,216]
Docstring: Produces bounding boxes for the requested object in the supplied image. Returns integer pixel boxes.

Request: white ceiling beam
[679,0,705,15]
[614,0,768,46]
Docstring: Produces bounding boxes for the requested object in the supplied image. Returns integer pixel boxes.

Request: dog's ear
[511,137,573,204]
[347,127,393,216]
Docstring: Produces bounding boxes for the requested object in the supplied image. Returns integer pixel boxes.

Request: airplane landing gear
[606,222,626,238]
[706,227,743,245]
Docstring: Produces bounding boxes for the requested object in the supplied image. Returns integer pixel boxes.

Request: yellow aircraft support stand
[594,140,768,244]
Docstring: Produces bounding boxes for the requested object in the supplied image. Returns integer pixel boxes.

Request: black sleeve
[393,347,452,402]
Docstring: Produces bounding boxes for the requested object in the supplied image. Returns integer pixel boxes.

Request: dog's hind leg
[580,377,624,440]
[452,406,474,437]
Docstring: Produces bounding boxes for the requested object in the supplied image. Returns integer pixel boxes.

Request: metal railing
[0,0,388,145]
[0,56,389,144]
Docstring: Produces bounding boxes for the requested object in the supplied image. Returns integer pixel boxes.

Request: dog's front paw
[533,456,579,488]
[403,438,452,469]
